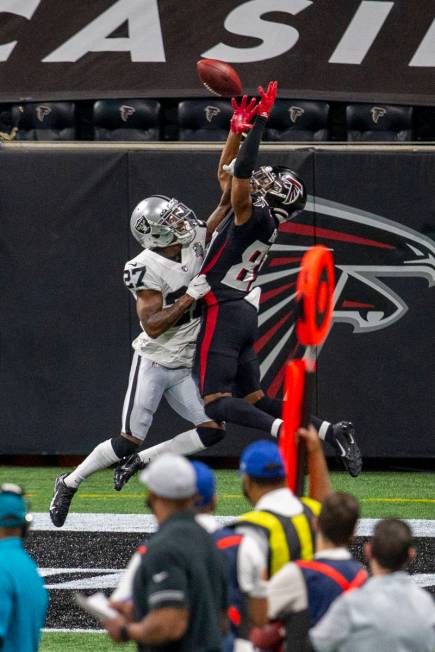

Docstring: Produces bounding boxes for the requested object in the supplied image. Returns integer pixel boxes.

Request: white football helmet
[130,195,197,249]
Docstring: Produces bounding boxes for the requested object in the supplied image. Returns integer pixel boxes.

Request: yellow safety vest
[237,496,320,577]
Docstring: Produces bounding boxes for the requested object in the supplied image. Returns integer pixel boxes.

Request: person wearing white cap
[104,453,228,652]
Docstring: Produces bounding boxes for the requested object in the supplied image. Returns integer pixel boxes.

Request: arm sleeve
[146,550,189,611]
[233,116,267,179]
[309,594,353,652]
[0,571,13,640]
[267,564,308,619]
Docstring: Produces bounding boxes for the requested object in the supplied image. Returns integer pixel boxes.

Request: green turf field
[39,632,135,651]
[1,464,433,652]
[0,465,434,519]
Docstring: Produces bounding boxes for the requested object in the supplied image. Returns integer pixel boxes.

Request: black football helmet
[250,165,306,222]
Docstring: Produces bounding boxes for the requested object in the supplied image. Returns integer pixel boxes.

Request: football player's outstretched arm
[205,180,232,241]
[217,95,257,191]
[136,289,194,339]
[232,82,277,226]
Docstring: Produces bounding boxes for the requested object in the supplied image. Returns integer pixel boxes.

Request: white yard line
[32,513,435,536]
[43,628,105,634]
[40,566,435,591]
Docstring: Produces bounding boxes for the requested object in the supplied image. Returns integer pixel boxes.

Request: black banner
[0,0,433,104]
[0,145,434,457]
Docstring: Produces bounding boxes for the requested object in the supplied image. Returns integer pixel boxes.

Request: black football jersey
[201,200,278,304]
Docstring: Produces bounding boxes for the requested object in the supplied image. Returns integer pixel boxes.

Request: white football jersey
[123,225,207,368]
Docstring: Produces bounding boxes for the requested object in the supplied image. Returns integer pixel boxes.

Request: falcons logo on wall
[256,196,435,396]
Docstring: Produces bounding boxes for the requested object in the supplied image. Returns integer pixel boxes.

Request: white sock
[65,439,120,489]
[318,421,331,441]
[271,418,283,438]
[138,429,205,464]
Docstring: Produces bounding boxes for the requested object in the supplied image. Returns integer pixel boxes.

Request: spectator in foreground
[233,428,332,650]
[258,492,367,651]
[104,453,228,651]
[310,518,435,652]
[236,426,332,581]
[192,460,267,652]
[0,483,48,652]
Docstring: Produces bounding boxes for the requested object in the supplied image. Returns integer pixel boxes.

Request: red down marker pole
[280,245,334,496]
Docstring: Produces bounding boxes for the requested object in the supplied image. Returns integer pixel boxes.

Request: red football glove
[230,95,258,135]
[256,81,278,119]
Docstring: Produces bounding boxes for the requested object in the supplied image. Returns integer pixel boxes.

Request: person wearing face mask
[104,453,228,652]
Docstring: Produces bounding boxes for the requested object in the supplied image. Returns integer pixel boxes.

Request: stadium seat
[177,99,232,141]
[92,99,161,141]
[11,102,77,140]
[414,107,435,141]
[265,100,330,141]
[345,104,413,141]
[0,105,16,140]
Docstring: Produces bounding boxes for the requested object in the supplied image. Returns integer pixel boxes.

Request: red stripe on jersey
[228,606,241,626]
[349,569,368,590]
[296,560,367,592]
[202,239,228,274]
[216,535,243,549]
[199,291,219,394]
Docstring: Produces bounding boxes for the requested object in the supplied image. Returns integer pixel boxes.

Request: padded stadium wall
[0,143,434,458]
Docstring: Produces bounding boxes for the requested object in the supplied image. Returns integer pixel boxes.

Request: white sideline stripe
[33,512,225,532]
[32,513,435,537]
[40,568,117,576]
[357,518,435,537]
[39,565,435,591]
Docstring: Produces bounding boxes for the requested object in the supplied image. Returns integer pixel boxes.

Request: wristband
[120,625,130,642]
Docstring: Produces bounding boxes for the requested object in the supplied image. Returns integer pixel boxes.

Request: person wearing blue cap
[236,426,332,584]
[105,453,228,651]
[0,483,48,652]
[192,461,267,652]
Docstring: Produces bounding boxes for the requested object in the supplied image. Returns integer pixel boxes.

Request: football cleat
[331,422,362,477]
[49,473,77,527]
[114,454,146,491]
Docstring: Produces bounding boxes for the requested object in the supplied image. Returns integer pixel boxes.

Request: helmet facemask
[250,166,306,223]
[159,198,197,246]
[131,195,197,249]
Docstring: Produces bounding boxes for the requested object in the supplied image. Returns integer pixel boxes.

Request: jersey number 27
[123,266,146,289]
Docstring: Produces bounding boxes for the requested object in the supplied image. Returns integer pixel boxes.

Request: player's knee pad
[254,396,283,419]
[111,434,139,458]
[196,426,225,447]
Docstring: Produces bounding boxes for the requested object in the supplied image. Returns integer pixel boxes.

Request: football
[196,59,243,96]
